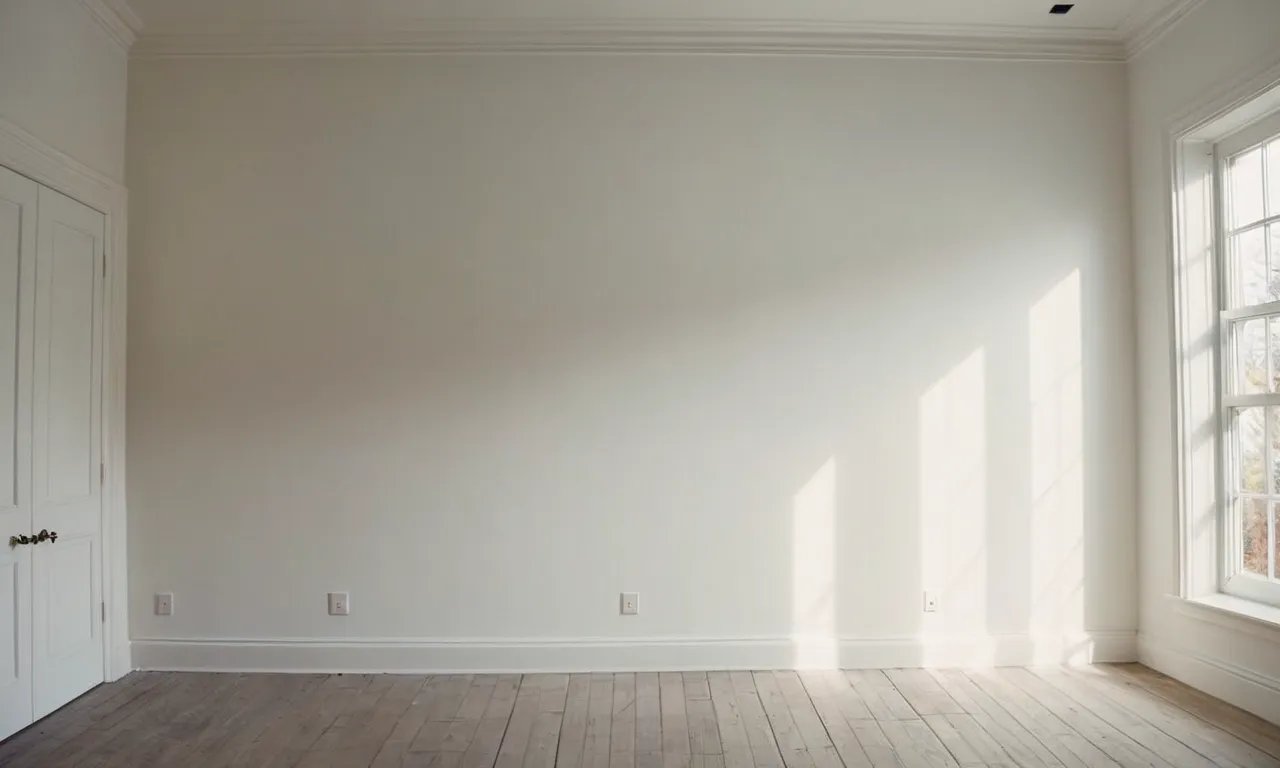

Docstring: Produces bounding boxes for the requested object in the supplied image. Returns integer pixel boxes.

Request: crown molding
[130,18,1126,62]
[79,0,144,51]
[1120,0,1205,60]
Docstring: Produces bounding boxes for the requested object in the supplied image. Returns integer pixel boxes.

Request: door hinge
[101,602,106,622]
[100,463,105,485]
[103,254,107,277]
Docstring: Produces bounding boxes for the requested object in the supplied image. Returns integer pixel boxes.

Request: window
[1219,112,1280,607]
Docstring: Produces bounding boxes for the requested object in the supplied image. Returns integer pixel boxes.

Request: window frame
[1215,109,1280,608]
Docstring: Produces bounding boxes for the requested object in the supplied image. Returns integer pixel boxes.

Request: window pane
[1243,497,1268,576]
[1240,406,1265,493]
[1274,504,1280,580]
[1238,318,1267,394]
[1272,223,1280,297]
[1231,146,1266,228]
[1233,226,1268,306]
[1268,139,1280,218]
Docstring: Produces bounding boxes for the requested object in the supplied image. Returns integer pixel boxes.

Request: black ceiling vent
[1049,4,1075,13]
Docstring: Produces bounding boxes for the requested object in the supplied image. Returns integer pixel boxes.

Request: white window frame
[1168,61,1280,615]
[1216,110,1280,608]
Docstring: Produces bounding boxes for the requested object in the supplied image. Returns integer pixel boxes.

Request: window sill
[1167,593,1280,645]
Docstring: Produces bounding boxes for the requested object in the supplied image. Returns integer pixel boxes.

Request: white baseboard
[132,631,1136,673]
[1138,634,1280,725]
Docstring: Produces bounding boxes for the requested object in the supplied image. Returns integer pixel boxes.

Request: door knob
[7,530,57,547]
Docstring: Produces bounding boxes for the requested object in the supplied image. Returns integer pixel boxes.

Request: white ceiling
[128,0,1171,32]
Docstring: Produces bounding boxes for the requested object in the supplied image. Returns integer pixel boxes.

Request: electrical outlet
[923,591,939,613]
[620,592,639,616]
[328,592,350,616]
[154,593,173,616]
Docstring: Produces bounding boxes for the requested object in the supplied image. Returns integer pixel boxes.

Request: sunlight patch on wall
[792,457,837,668]
[1029,270,1084,640]
[919,347,987,654]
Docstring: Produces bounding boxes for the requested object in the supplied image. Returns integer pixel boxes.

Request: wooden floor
[0,665,1277,767]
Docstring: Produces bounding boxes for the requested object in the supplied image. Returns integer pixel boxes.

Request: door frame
[0,117,130,682]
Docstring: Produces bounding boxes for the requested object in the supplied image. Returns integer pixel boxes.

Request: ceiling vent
[1049,4,1075,14]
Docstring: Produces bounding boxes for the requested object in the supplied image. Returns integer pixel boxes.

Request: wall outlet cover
[923,591,939,613]
[328,592,350,616]
[620,592,639,615]
[155,593,173,616]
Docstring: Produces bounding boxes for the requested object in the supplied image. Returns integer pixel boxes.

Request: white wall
[0,0,130,182]
[126,54,1135,670]
[1131,0,1280,721]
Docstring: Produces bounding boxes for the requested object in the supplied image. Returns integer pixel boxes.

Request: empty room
[1,0,1280,764]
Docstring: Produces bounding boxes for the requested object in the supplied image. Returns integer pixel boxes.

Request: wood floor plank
[37,672,193,767]
[747,670,803,768]
[686,674,721,757]
[707,672,758,768]
[3,664,1273,768]
[1112,664,1280,759]
[583,674,616,768]
[1072,666,1280,768]
[1034,667,1221,768]
[849,719,906,768]
[612,673,637,768]
[962,669,1106,768]
[0,672,174,767]
[461,674,523,768]
[661,672,691,757]
[636,673,663,758]
[885,670,964,717]
[370,674,442,767]
[495,676,544,768]
[86,673,245,768]
[879,719,959,768]
[556,673,593,768]
[108,673,250,768]
[846,671,918,723]
[683,673,712,701]
[998,668,1171,768]
[728,672,784,768]
[921,713,1012,767]
[323,675,432,767]
[926,669,1065,768]
[771,671,840,768]
[0,671,164,763]
[795,671,873,768]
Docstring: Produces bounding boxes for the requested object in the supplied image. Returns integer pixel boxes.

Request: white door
[0,167,36,740]
[30,185,104,719]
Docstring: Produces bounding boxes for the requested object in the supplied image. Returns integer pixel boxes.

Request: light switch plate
[155,593,173,616]
[328,592,350,616]
[620,592,639,616]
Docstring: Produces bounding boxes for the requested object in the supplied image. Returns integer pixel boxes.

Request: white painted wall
[1131,0,1280,721]
[0,0,129,182]
[126,54,1134,670]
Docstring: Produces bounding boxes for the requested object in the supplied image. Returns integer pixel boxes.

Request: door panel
[0,166,36,741]
[31,185,103,719]
[43,223,95,503]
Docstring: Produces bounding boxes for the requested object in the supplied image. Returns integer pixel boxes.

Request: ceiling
[129,0,1168,29]
[116,0,1199,59]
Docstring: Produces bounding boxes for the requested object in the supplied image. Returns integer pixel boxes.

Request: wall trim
[0,117,131,682]
[1121,0,1205,60]
[130,19,1126,62]
[133,632,1136,673]
[78,0,144,51]
[1139,634,1280,725]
